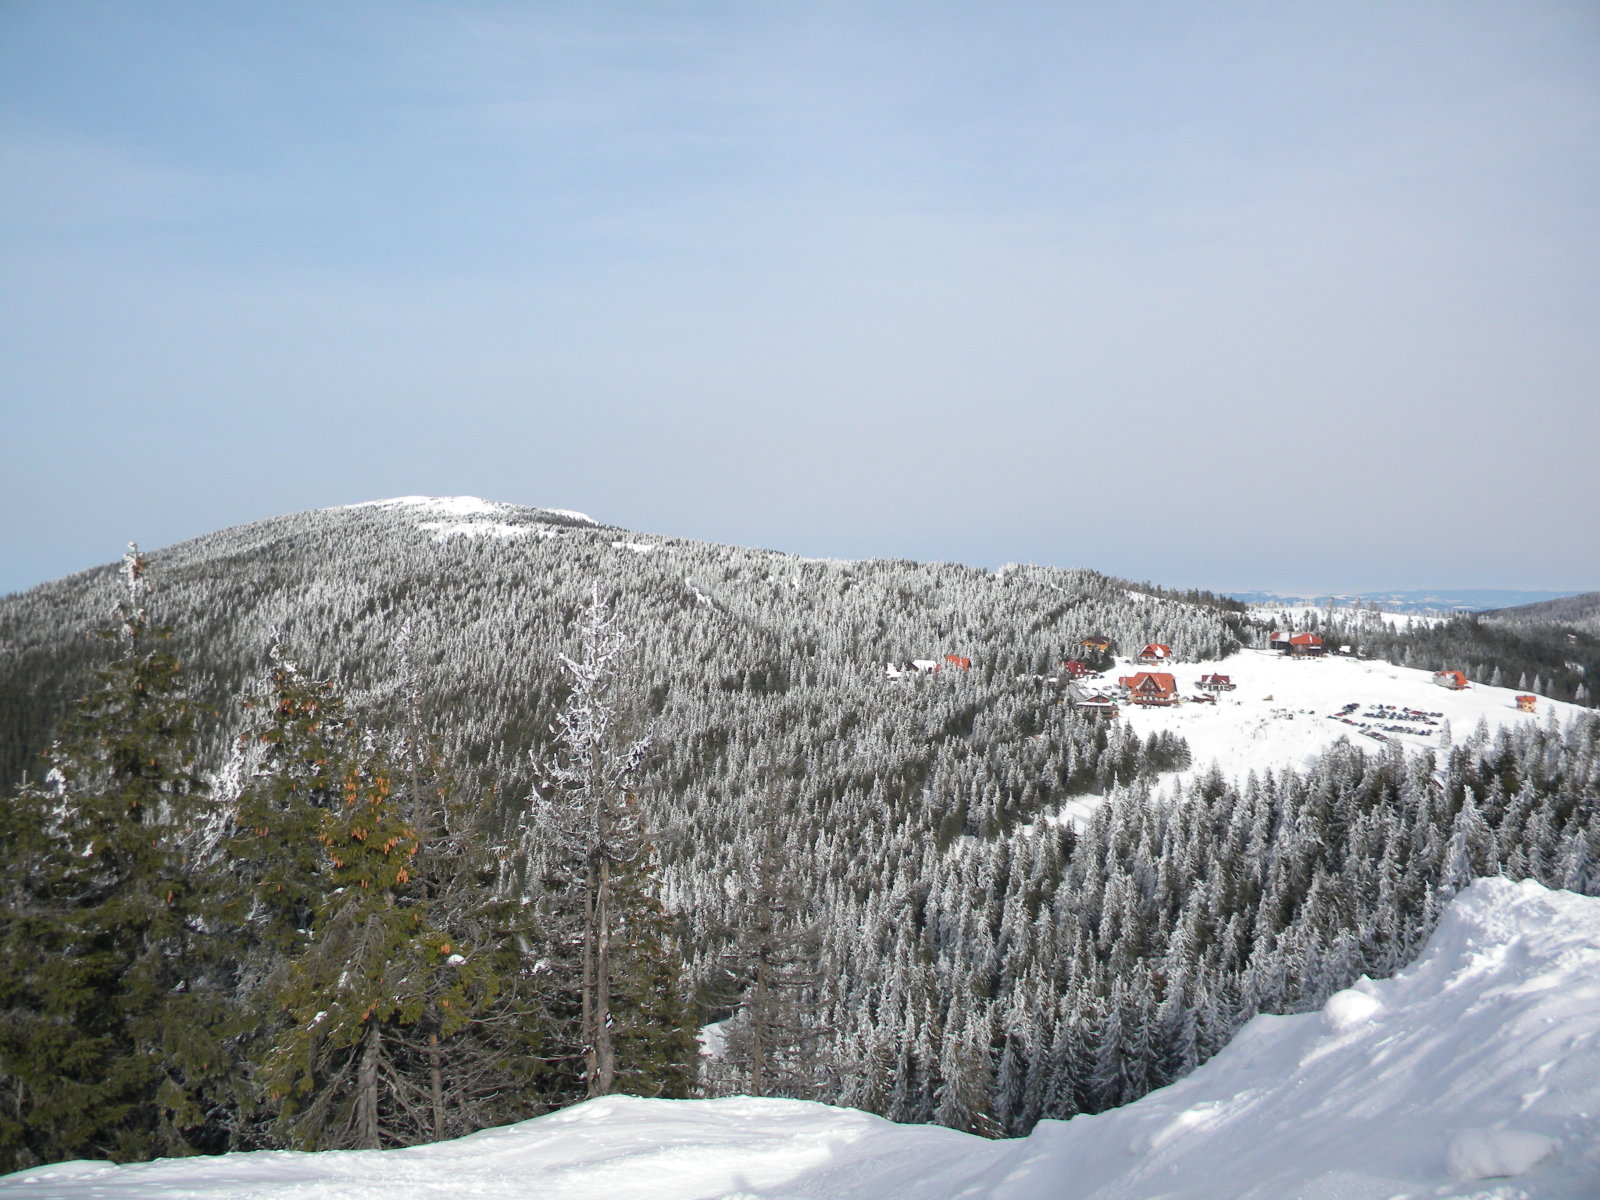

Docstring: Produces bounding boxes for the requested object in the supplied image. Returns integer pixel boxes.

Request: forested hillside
[0,497,1245,795]
[1482,590,1600,637]
[2,499,1596,1170]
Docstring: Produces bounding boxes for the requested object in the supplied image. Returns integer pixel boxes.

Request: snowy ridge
[10,879,1596,1198]
[336,496,598,543]
[340,496,597,524]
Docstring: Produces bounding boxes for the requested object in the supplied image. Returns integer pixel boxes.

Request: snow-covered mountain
[3,497,1595,1164]
[9,878,1594,1199]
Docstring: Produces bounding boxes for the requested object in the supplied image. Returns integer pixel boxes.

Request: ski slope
[8,879,1596,1199]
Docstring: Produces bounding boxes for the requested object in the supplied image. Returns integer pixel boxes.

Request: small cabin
[911,659,942,674]
[1080,635,1112,654]
[945,654,971,671]
[1137,643,1173,664]
[1077,694,1119,720]
[1433,670,1469,691]
[1125,671,1179,706]
[1196,673,1235,692]
[1516,694,1537,713]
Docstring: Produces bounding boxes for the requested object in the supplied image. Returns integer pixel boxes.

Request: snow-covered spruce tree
[0,547,226,1170]
[519,586,696,1101]
[708,785,823,1099]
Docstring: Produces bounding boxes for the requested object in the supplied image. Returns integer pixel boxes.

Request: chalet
[1516,694,1537,713]
[945,654,971,671]
[911,659,942,674]
[1137,643,1172,664]
[1080,635,1112,654]
[1271,632,1324,657]
[1196,673,1236,692]
[1076,694,1119,720]
[1290,633,1324,657]
[1060,659,1091,679]
[1124,671,1179,706]
[1433,670,1469,691]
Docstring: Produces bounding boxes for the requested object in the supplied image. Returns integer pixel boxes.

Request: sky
[2,1,1597,598]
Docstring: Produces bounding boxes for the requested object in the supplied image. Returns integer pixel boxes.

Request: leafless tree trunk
[590,852,615,1096]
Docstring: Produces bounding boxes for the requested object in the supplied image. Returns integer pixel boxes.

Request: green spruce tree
[0,547,226,1169]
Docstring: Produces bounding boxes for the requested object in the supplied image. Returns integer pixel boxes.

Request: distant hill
[0,495,1246,795]
[1482,591,1600,637]
[1227,588,1589,614]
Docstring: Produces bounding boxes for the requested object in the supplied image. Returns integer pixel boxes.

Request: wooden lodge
[1137,643,1172,664]
[1080,635,1112,654]
[945,654,972,671]
[1076,694,1120,720]
[1196,673,1236,692]
[1270,631,1325,657]
[1122,671,1179,706]
[1433,670,1470,691]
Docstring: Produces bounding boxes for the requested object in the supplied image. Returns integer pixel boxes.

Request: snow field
[1114,648,1586,790]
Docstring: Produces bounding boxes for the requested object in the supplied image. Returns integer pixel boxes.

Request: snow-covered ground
[1115,649,1585,788]
[8,879,1595,1199]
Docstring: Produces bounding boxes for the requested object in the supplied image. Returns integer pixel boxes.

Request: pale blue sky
[3,2,1597,597]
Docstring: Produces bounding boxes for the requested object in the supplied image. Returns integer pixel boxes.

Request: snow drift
[5,879,1596,1199]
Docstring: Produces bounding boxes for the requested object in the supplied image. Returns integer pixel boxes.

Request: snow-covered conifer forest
[1,498,1596,1181]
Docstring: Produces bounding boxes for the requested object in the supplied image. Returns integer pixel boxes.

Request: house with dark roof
[1076,694,1120,720]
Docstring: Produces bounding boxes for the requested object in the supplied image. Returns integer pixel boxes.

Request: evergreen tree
[243,659,497,1150]
[0,547,224,1169]
[712,787,823,1099]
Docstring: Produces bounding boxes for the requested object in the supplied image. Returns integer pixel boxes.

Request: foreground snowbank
[6,879,1597,1199]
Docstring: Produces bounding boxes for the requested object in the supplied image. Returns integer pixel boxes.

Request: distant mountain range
[1227,588,1591,614]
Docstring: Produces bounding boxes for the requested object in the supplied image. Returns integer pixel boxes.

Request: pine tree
[244,661,496,1150]
[0,547,224,1169]
[714,787,823,1099]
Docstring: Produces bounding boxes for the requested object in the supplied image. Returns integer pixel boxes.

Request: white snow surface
[1114,648,1586,791]
[10,879,1597,1199]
